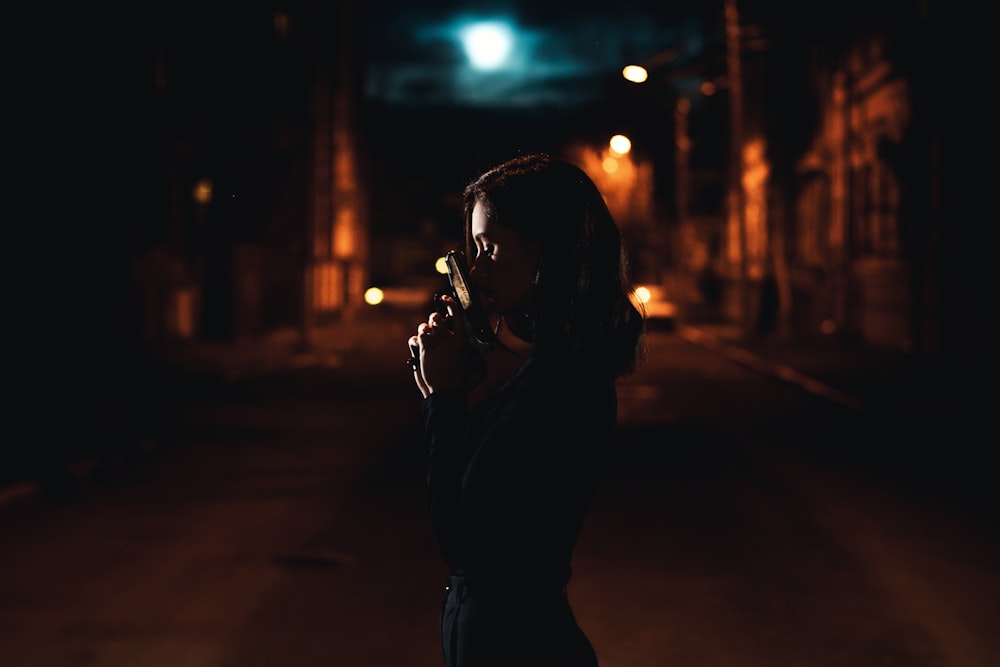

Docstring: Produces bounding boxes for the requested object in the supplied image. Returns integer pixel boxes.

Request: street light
[621,46,680,84]
[620,2,752,335]
[609,134,632,155]
[622,65,648,83]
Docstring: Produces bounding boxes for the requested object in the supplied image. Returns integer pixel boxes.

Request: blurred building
[647,1,978,357]
[72,1,981,361]
[136,3,370,347]
[7,2,378,493]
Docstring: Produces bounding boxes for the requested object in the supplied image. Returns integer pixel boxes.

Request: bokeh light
[609,134,632,155]
[460,21,513,70]
[364,287,385,306]
[622,65,648,83]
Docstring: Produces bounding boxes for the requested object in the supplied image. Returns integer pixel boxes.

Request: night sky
[358,0,732,225]
[364,0,717,109]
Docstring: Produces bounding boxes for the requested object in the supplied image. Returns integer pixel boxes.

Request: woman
[408,153,645,666]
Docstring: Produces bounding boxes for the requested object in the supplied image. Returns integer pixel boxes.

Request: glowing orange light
[193,179,213,205]
[314,262,343,310]
[175,288,194,339]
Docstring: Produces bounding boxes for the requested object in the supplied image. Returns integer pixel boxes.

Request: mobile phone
[445,249,494,355]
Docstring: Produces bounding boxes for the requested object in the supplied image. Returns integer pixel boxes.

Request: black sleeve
[420,389,470,566]
[422,365,614,575]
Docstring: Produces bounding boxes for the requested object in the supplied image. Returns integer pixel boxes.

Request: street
[1,325,997,667]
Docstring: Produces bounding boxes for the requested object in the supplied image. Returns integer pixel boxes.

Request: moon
[460,21,513,71]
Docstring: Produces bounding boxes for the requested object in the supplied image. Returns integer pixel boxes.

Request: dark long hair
[462,153,645,378]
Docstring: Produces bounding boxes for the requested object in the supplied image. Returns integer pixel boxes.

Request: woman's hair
[462,153,645,378]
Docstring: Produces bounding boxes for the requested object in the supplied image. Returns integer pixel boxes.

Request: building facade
[679,1,976,356]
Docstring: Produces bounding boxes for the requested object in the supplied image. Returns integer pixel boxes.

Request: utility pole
[725,0,751,336]
[674,97,691,235]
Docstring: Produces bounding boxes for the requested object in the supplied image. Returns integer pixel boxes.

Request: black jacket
[420,348,616,587]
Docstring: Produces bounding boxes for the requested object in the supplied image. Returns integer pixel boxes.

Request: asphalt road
[1,328,997,667]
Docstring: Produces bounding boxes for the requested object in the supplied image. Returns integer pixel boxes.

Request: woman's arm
[421,389,470,566]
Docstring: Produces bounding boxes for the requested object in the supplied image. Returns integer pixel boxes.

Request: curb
[678,325,864,411]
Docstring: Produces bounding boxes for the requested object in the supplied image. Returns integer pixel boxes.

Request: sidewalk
[677,322,958,416]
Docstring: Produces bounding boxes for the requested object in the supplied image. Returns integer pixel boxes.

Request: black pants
[440,575,599,667]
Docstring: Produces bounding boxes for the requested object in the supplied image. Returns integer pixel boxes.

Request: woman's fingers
[410,302,469,394]
[427,310,450,330]
[439,295,467,344]
[419,311,455,349]
[408,334,430,397]
[408,336,420,371]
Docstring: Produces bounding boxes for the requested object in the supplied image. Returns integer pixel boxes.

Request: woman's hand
[408,295,469,398]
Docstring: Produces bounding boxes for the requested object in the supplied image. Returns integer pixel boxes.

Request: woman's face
[470,201,540,318]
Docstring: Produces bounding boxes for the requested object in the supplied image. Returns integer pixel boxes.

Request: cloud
[365,2,700,108]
